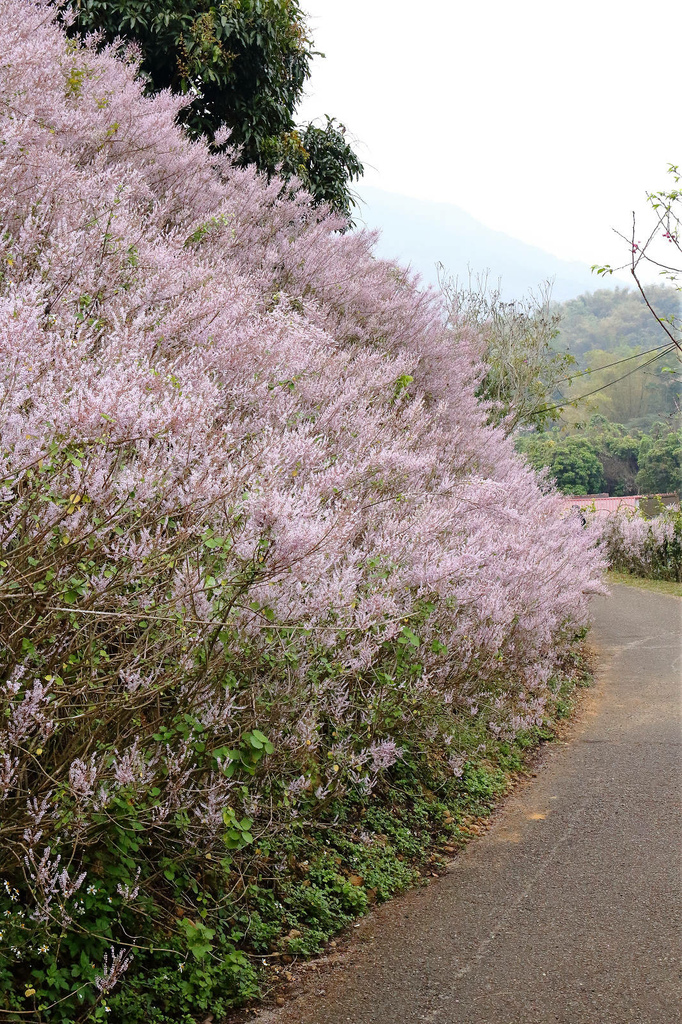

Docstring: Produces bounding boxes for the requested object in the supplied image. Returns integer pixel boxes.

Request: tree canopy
[555,285,680,360]
[516,435,605,496]
[56,0,363,218]
[440,272,575,432]
[516,417,681,497]
[636,431,682,494]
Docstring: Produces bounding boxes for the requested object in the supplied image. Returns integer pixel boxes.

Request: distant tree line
[554,285,680,361]
[516,416,681,497]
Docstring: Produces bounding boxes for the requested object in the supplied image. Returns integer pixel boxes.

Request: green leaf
[399,627,421,648]
[178,918,215,960]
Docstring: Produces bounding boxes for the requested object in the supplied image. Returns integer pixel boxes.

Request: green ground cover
[99,652,591,1023]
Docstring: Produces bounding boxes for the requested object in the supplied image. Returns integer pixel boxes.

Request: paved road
[272,585,681,1024]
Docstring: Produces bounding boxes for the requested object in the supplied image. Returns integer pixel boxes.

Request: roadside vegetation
[24,657,591,1023]
[0,6,603,1022]
[1,4,678,1021]
[517,418,680,497]
[597,505,682,583]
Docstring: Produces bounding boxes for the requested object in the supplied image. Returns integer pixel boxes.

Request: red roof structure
[561,493,679,517]
[561,495,640,517]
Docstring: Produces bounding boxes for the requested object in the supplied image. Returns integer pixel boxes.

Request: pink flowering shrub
[0,2,604,1017]
[599,506,682,581]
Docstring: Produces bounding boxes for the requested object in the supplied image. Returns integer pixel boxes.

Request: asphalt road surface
[271,584,681,1024]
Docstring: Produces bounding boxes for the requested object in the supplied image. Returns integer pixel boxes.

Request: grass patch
[607,569,682,598]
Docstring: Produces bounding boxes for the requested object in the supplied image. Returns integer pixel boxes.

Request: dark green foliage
[297,117,364,217]
[517,434,604,495]
[517,418,681,497]
[548,438,604,495]
[55,1,363,218]
[636,431,682,494]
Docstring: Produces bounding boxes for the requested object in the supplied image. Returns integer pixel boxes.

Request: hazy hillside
[357,186,622,301]
[554,286,681,360]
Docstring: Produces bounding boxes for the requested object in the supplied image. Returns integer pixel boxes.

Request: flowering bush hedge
[0,3,603,1019]
[599,505,682,581]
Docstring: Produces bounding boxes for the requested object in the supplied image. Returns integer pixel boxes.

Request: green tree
[517,435,604,496]
[56,0,363,218]
[516,417,681,497]
[598,430,641,495]
[440,271,575,433]
[636,431,682,494]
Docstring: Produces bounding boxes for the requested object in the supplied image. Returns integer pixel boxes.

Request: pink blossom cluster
[0,0,603,902]
[598,507,681,581]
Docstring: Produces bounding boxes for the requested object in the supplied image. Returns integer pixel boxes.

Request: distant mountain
[356,186,620,302]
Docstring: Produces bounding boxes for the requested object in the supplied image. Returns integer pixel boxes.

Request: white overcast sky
[298,0,678,278]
